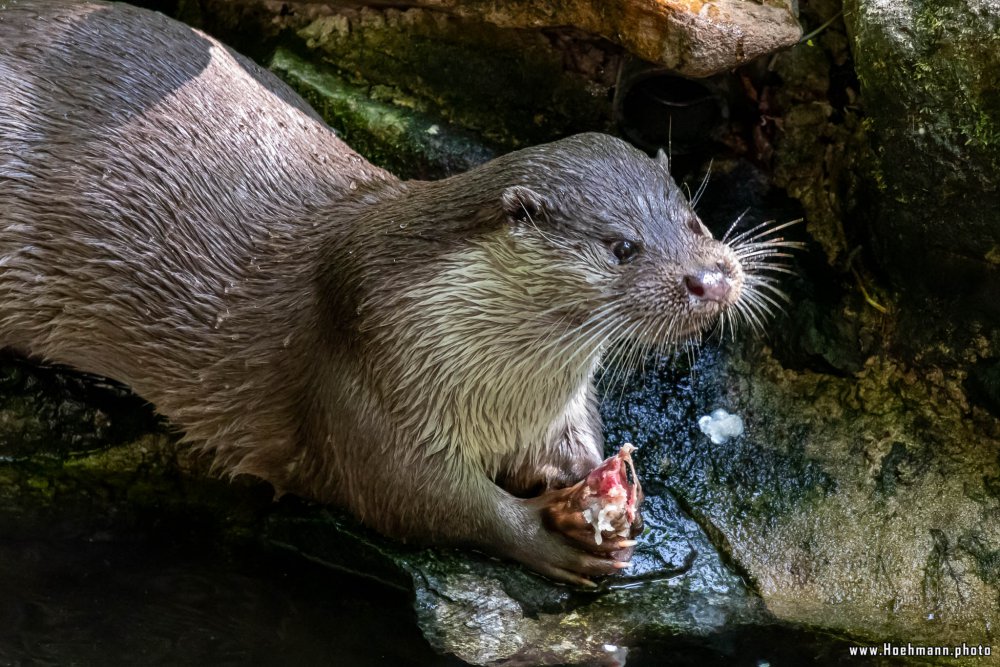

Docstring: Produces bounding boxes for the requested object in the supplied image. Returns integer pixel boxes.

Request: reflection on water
[0,535,463,666]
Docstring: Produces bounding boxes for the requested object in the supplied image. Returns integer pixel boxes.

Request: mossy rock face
[294,8,619,150]
[269,47,497,180]
[0,356,163,460]
[844,0,1000,321]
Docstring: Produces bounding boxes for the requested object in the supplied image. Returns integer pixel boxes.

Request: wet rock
[349,0,803,78]
[7,1,996,663]
[257,479,767,665]
[0,356,163,460]
[666,7,1000,657]
[200,0,801,79]
[602,345,1000,660]
[195,0,624,156]
[404,492,763,666]
[844,0,1000,322]
[187,0,801,171]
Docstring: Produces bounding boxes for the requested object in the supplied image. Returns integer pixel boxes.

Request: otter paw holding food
[579,444,643,544]
[527,445,643,584]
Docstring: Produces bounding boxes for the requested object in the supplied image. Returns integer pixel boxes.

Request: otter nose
[684,268,732,303]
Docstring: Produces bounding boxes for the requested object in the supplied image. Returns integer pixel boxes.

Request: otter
[0,0,774,585]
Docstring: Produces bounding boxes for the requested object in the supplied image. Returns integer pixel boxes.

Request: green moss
[270,48,495,179]
[878,1,1000,153]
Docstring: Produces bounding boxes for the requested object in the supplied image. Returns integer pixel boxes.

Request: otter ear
[501,185,544,224]
[655,148,669,170]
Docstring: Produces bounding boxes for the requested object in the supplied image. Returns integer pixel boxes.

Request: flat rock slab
[344,0,803,77]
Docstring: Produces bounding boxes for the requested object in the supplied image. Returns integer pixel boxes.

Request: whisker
[734,240,805,254]
[727,302,751,334]
[708,308,733,345]
[547,307,627,376]
[733,299,767,335]
[651,312,679,351]
[747,277,793,297]
[534,299,620,345]
[723,218,775,247]
[734,246,804,260]
[730,243,802,255]
[726,217,804,248]
[745,285,789,312]
[735,219,804,246]
[601,320,646,399]
[741,263,799,276]
[692,159,713,208]
[744,275,793,290]
[734,235,806,247]
[721,208,751,244]
[742,288,777,314]
[748,217,803,238]
[600,322,640,391]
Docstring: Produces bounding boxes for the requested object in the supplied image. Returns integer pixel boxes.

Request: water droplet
[349,181,358,190]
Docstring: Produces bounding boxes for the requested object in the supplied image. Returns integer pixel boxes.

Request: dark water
[0,534,462,667]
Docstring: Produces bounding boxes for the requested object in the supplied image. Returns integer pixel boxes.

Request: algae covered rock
[845,0,1000,320]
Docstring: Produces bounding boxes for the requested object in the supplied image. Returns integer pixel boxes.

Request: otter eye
[612,239,640,264]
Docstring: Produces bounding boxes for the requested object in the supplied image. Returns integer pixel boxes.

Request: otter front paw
[525,445,643,586]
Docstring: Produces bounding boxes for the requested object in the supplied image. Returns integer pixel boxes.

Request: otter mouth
[648,312,725,347]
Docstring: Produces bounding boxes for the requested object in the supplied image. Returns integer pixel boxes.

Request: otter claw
[617,539,638,549]
[613,561,633,570]
[539,564,599,588]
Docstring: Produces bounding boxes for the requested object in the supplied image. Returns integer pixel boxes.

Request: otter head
[489,133,788,360]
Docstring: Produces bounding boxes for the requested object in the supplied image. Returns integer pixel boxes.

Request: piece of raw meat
[578,444,641,545]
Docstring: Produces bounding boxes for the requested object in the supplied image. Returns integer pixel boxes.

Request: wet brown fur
[0,0,746,580]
